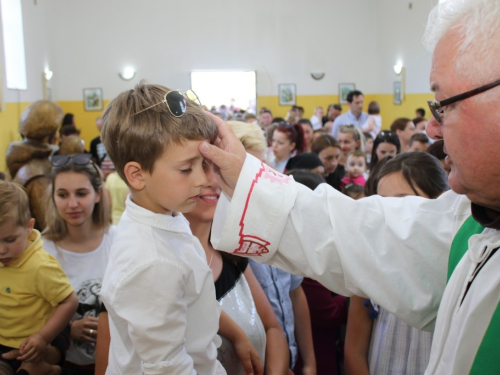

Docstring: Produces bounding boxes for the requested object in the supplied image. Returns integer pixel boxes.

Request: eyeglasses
[134,89,201,117]
[51,153,93,167]
[427,78,500,124]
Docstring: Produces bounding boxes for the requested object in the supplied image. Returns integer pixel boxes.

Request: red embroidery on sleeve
[233,162,290,256]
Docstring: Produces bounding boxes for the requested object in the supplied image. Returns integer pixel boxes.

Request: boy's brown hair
[0,181,31,227]
[390,117,412,133]
[311,134,340,154]
[346,149,366,162]
[101,82,217,184]
[409,132,430,147]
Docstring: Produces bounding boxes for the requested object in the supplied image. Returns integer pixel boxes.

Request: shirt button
[6,287,11,293]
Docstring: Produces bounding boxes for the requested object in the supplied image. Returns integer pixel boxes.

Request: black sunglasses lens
[73,153,93,165]
[51,155,69,166]
[166,91,186,117]
[427,100,442,124]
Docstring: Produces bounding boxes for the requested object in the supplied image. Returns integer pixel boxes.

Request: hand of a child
[233,335,263,375]
[17,333,48,362]
[301,365,317,375]
[1,349,20,360]
[70,316,99,343]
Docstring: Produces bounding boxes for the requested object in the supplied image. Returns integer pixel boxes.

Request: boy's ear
[124,162,146,191]
[27,218,35,234]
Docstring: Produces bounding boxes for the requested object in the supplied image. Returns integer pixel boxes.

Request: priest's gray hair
[423,0,500,85]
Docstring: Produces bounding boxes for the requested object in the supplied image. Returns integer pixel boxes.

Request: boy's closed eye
[2,236,18,243]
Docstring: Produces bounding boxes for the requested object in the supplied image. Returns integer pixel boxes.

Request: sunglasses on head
[377,131,397,139]
[51,153,93,167]
[278,121,294,128]
[134,89,201,117]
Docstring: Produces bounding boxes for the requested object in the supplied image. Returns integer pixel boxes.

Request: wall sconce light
[393,62,403,75]
[310,72,325,80]
[119,67,136,81]
[393,61,405,103]
[42,69,53,100]
[44,70,53,81]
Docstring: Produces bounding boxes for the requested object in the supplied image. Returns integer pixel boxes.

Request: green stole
[448,215,500,374]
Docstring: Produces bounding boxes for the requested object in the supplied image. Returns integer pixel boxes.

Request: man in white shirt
[200,0,500,372]
[331,90,369,138]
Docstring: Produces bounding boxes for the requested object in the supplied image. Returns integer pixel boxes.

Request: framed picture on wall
[339,83,356,104]
[279,84,296,106]
[83,88,103,111]
[394,81,402,105]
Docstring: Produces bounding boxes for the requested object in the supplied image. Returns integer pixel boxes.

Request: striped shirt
[368,303,433,375]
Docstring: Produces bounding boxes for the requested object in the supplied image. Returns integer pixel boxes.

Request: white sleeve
[111,261,196,375]
[212,154,471,331]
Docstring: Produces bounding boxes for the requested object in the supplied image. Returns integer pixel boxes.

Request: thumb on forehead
[200,141,228,169]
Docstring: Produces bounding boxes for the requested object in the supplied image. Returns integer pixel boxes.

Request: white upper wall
[376,0,437,94]
[1,0,438,103]
[0,0,51,102]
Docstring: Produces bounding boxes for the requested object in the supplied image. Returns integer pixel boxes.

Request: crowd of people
[1,0,500,374]
[0,86,443,375]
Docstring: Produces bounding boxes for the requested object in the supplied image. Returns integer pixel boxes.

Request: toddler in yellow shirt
[0,181,78,375]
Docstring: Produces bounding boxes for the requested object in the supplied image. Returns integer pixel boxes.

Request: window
[191,71,256,114]
[1,0,27,90]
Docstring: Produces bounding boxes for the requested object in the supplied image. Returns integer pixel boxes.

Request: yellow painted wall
[0,102,29,175]
[1,93,432,175]
[56,100,110,151]
[258,93,432,130]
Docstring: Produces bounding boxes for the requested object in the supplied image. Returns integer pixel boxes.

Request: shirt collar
[471,203,500,230]
[125,195,192,234]
[348,110,360,120]
[1,230,42,269]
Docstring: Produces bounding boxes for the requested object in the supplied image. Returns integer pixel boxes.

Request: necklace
[207,248,215,267]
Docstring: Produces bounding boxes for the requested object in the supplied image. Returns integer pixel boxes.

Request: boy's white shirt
[101,196,225,375]
[211,153,500,374]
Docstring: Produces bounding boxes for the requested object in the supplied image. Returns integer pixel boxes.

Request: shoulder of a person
[34,249,67,278]
[106,225,118,240]
[290,273,304,290]
[435,189,468,205]
[107,228,195,276]
[98,225,117,254]
[41,237,57,256]
[443,190,471,217]
[333,113,345,124]
[248,259,272,279]
[234,255,249,272]
[104,252,191,303]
